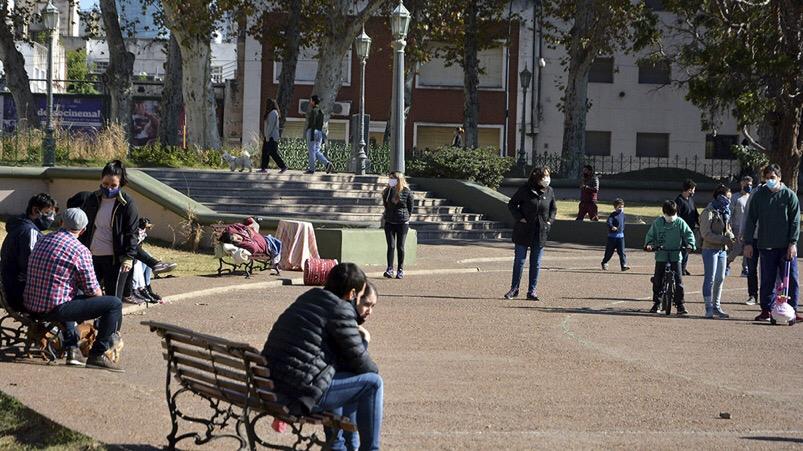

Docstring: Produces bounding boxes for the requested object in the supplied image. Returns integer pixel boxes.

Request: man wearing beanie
[24,208,124,372]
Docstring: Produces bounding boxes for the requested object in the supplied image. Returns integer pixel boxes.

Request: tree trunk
[99,0,135,138]
[311,37,352,124]
[162,3,221,150]
[159,35,183,147]
[764,107,802,191]
[0,17,38,129]
[560,0,594,179]
[463,0,480,149]
[276,0,302,131]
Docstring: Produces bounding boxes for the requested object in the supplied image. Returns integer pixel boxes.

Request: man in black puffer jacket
[262,263,382,451]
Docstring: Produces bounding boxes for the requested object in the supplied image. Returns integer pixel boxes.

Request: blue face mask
[766,179,779,190]
[100,185,120,198]
[744,185,752,193]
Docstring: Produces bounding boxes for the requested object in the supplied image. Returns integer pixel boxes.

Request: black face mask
[33,212,55,231]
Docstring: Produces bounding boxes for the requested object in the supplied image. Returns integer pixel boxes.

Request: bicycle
[645,244,686,315]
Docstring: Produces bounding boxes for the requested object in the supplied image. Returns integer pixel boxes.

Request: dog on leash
[77,323,124,363]
[222,150,253,172]
[25,323,63,361]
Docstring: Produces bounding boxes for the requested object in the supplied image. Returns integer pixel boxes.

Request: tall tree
[542,0,656,177]
[661,0,802,190]
[99,0,136,137]
[0,1,39,128]
[159,34,183,146]
[273,0,304,130]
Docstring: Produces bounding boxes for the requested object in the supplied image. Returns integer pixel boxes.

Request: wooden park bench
[142,321,357,450]
[0,280,65,362]
[211,224,281,279]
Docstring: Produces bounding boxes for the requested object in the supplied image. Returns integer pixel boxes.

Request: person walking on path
[304,95,334,174]
[382,172,414,279]
[675,179,699,275]
[451,127,464,147]
[700,184,735,319]
[505,167,557,301]
[260,98,288,174]
[78,160,140,305]
[601,198,630,271]
[728,176,752,276]
[743,164,801,322]
[576,165,599,221]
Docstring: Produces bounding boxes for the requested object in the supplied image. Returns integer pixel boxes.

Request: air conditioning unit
[298,99,351,116]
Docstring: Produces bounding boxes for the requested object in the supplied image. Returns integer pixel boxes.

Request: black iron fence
[530,152,741,179]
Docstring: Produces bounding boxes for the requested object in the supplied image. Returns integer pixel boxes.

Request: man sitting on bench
[219,218,270,255]
[24,208,124,372]
[262,263,383,451]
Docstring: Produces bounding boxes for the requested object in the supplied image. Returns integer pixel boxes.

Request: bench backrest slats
[161,341,248,371]
[177,367,249,395]
[165,353,248,385]
[252,366,270,378]
[162,331,250,358]
[0,280,34,326]
[252,375,274,391]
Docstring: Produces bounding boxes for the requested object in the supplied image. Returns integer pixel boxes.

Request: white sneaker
[745,296,757,306]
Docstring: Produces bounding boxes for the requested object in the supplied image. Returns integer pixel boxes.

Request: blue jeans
[307,130,330,172]
[701,249,727,312]
[510,244,544,295]
[759,249,799,311]
[40,295,122,356]
[315,372,383,451]
[602,237,627,268]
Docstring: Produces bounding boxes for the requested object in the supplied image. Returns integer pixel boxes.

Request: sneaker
[304,170,315,174]
[503,289,519,300]
[123,296,144,305]
[383,268,394,278]
[714,309,730,319]
[152,262,177,274]
[676,307,689,316]
[526,293,539,301]
[86,353,124,373]
[279,167,288,174]
[601,262,608,271]
[145,285,163,302]
[326,162,335,174]
[745,296,757,306]
[621,266,631,272]
[649,304,661,314]
[65,347,85,366]
[136,288,158,304]
[395,269,404,279]
[754,310,771,321]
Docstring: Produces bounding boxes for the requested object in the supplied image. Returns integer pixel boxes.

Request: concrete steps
[143,168,512,243]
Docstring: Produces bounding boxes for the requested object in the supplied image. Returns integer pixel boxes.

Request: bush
[129,144,227,168]
[407,146,514,189]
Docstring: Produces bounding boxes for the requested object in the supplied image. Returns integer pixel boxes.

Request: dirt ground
[1,243,802,450]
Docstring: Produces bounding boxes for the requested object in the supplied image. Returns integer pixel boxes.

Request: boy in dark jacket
[675,179,699,275]
[601,198,630,271]
[262,263,383,451]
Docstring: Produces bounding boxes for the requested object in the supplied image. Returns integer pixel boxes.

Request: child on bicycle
[644,200,696,315]
[601,198,630,271]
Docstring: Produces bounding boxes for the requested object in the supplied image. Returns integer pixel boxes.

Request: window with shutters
[417,46,505,89]
[585,131,611,156]
[638,60,671,84]
[414,124,502,150]
[636,133,670,157]
[588,57,614,83]
[274,47,351,86]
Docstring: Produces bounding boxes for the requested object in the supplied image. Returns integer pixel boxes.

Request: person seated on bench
[219,218,270,256]
[24,208,124,372]
[262,263,383,451]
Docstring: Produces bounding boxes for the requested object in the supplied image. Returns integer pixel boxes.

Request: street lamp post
[389,1,410,174]
[518,65,532,176]
[354,28,372,175]
[41,0,59,167]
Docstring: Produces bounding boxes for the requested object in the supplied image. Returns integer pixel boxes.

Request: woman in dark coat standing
[505,166,557,301]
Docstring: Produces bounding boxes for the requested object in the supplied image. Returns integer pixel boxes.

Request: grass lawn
[0,390,104,450]
[555,200,661,222]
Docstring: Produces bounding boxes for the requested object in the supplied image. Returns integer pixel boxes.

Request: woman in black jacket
[382,171,414,279]
[79,160,140,303]
[505,166,557,301]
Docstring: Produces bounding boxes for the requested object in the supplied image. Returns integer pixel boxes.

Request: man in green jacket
[743,164,800,322]
[304,95,334,174]
[644,200,697,314]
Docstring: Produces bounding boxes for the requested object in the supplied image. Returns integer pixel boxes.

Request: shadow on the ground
[381,293,485,301]
[107,444,164,451]
[741,436,803,444]
[506,305,757,322]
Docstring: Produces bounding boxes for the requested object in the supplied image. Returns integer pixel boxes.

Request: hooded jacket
[0,216,42,311]
[262,288,378,415]
[79,190,139,265]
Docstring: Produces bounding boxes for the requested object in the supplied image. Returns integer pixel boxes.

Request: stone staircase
[144,169,512,242]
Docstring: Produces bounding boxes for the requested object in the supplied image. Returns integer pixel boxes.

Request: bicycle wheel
[662,280,673,316]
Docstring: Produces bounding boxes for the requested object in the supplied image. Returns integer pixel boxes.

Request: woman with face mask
[700,185,736,318]
[79,160,141,304]
[382,172,414,279]
[505,167,558,301]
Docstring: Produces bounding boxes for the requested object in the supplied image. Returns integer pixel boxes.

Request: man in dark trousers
[675,179,699,275]
[576,165,600,221]
[743,164,801,322]
[262,263,383,451]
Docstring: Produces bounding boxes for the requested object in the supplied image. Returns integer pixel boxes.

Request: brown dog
[24,323,63,361]
[77,323,123,363]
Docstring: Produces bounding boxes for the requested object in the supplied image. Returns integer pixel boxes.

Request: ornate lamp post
[389,0,410,173]
[354,28,372,175]
[41,0,59,167]
[518,65,532,175]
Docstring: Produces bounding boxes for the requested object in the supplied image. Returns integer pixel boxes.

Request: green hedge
[276,139,390,174]
[407,146,513,189]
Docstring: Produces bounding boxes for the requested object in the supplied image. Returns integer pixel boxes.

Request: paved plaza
[1,242,802,450]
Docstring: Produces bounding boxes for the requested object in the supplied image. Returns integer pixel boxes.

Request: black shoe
[304,170,315,174]
[676,306,689,315]
[526,293,540,301]
[649,304,661,314]
[683,269,691,276]
[503,289,519,300]
[65,347,85,366]
[145,285,163,302]
[86,353,124,373]
[136,288,159,304]
[326,162,335,174]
